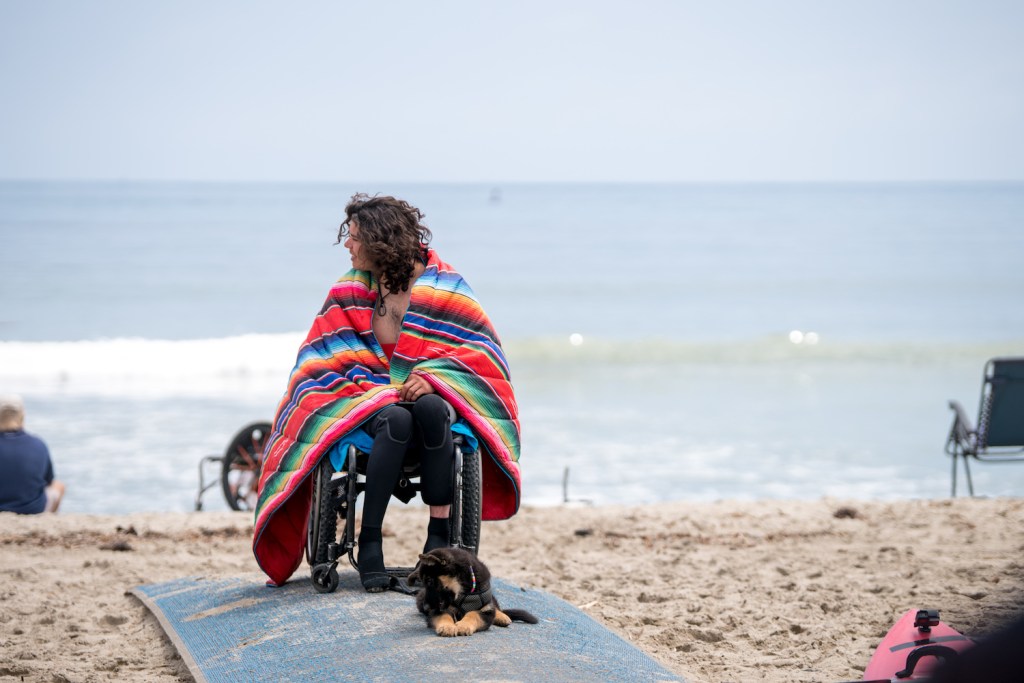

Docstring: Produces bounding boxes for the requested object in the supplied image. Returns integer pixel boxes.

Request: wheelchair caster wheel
[312,564,339,593]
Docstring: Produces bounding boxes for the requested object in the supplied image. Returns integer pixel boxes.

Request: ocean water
[2,181,1023,514]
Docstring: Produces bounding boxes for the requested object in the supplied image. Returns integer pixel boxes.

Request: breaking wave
[2,332,1018,396]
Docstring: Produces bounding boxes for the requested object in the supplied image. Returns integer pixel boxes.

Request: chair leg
[963,457,975,497]
[951,453,958,497]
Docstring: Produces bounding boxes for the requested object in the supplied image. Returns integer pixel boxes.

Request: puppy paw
[435,622,459,637]
[493,610,512,627]
[455,621,477,636]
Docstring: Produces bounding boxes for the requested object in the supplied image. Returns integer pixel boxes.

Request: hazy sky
[1,1,1022,182]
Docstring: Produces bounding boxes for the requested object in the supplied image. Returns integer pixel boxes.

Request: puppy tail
[502,608,539,624]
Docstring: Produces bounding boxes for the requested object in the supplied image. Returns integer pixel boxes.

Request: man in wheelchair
[252,194,522,591]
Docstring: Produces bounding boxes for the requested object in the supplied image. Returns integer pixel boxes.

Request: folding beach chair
[945,357,1024,496]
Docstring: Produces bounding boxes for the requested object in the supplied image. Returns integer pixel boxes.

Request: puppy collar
[454,567,492,613]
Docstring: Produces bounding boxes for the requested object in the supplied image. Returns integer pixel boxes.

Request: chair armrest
[948,400,974,432]
[946,400,977,455]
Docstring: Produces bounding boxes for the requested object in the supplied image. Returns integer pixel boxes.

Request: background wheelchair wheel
[453,448,482,555]
[221,421,271,511]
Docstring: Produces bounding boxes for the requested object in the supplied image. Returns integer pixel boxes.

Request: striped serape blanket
[252,248,521,586]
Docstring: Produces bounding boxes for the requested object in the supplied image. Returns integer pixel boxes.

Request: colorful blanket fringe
[252,249,521,586]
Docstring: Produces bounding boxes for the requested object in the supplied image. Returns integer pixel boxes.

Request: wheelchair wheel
[307,455,338,565]
[311,563,339,594]
[452,448,482,555]
[221,422,271,511]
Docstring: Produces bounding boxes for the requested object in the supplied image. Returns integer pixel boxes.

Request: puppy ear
[418,553,440,566]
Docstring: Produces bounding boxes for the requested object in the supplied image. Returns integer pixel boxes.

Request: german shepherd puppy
[407,547,538,637]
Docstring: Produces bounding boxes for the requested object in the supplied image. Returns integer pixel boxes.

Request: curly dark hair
[336,193,432,293]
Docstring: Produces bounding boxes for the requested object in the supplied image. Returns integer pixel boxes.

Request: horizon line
[2,177,1023,186]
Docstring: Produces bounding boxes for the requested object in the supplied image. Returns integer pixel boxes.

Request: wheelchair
[306,423,482,594]
[194,421,272,511]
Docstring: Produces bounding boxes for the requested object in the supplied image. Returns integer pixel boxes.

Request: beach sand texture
[1,498,1023,683]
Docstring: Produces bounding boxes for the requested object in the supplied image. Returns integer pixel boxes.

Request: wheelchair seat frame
[306,433,482,594]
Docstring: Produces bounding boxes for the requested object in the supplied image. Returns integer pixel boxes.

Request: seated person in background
[0,394,65,514]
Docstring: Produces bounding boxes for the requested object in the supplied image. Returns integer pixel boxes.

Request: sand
[1,497,1023,682]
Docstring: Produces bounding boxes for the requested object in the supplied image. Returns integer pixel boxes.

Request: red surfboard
[863,609,975,681]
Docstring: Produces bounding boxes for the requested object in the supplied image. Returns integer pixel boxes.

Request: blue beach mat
[132,572,684,683]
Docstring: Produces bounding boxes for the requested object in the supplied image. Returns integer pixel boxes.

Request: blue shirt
[0,430,55,514]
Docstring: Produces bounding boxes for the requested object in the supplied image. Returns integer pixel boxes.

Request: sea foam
[3,333,1021,396]
[0,333,303,396]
